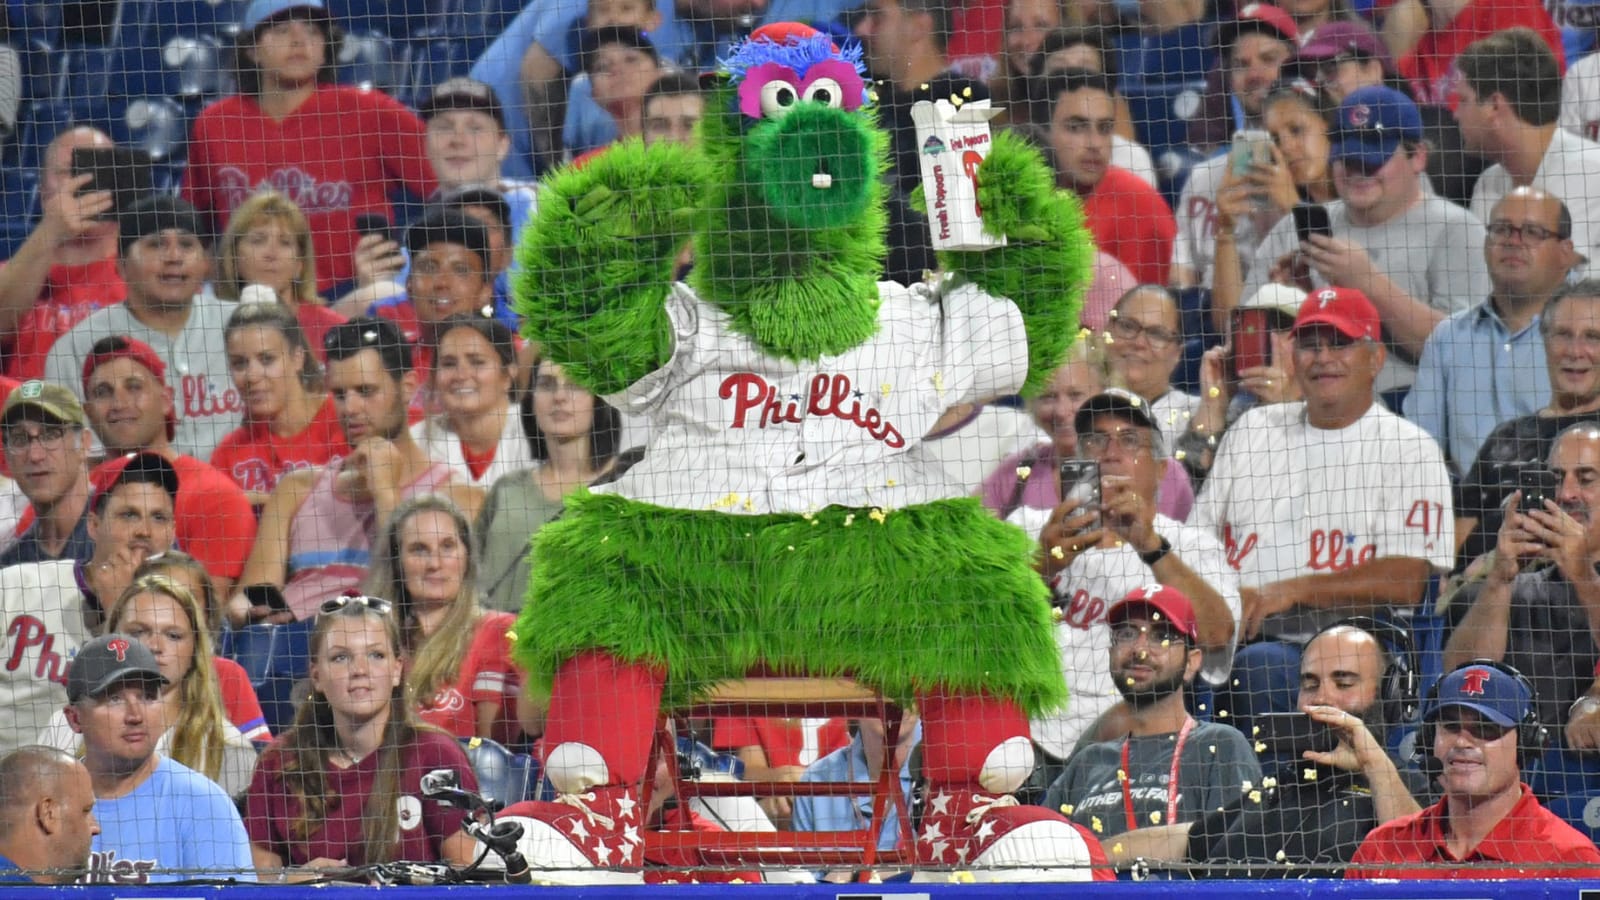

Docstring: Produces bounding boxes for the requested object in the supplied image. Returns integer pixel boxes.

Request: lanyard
[1121,716,1196,832]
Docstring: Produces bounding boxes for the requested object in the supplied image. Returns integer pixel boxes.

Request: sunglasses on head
[318,593,394,617]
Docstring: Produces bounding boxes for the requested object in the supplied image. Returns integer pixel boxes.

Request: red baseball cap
[1292,287,1381,341]
[89,451,180,513]
[81,335,177,443]
[1216,3,1298,50]
[1107,584,1199,642]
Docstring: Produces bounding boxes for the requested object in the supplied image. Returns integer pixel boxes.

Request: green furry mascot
[503,21,1097,882]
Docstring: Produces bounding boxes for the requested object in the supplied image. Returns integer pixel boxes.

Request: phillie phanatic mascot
[504,21,1099,882]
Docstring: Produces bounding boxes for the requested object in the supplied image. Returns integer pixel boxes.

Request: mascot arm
[512,139,703,396]
[932,129,1094,397]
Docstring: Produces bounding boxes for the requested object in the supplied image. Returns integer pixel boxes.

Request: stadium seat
[326,0,434,40]
[336,31,402,94]
[51,45,116,106]
[0,168,39,259]
[1545,790,1600,843]
[1529,749,1600,802]
[219,617,316,734]
[459,736,540,810]
[395,37,475,109]
[14,98,76,173]
[107,96,188,163]
[1123,78,1207,165]
[113,33,228,99]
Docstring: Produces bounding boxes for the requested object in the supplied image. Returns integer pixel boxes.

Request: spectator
[1560,49,1600,141]
[0,451,178,755]
[412,316,531,488]
[228,317,482,626]
[1407,188,1577,475]
[244,595,480,880]
[1349,661,1600,878]
[1197,288,1453,733]
[79,336,257,596]
[1042,585,1261,839]
[710,716,850,826]
[39,576,259,797]
[1452,280,1600,569]
[43,196,240,462]
[210,302,348,505]
[1242,86,1488,399]
[1186,3,1299,155]
[641,70,706,148]
[790,714,921,854]
[1460,28,1600,281]
[1444,422,1600,733]
[213,191,347,362]
[364,495,520,741]
[476,359,621,612]
[1020,29,1153,187]
[0,747,99,884]
[0,382,94,567]
[1108,619,1428,876]
[1020,389,1240,788]
[1384,0,1562,108]
[1103,285,1200,449]
[428,186,534,338]
[1044,71,1176,286]
[1202,81,1334,326]
[67,634,255,883]
[0,128,126,382]
[980,339,1195,525]
[576,26,663,153]
[183,0,436,293]
[915,399,1049,498]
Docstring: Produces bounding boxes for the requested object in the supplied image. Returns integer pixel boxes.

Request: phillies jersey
[0,560,93,754]
[182,85,437,292]
[1194,401,1454,640]
[601,279,1029,514]
[208,397,349,497]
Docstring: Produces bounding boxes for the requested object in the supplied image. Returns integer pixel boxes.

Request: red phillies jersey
[183,85,437,292]
[1082,166,1176,287]
[208,396,349,497]
[415,612,520,740]
[2,257,126,381]
[1400,0,1564,105]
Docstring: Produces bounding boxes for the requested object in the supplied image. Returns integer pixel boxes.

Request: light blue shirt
[790,724,920,852]
[1404,300,1549,474]
[87,756,256,884]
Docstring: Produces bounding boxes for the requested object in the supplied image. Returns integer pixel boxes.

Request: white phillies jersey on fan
[601,279,1030,514]
[1194,401,1454,640]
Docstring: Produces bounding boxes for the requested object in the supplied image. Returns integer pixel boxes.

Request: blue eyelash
[720,31,864,86]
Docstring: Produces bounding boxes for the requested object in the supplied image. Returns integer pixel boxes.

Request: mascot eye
[802,78,844,108]
[759,80,800,118]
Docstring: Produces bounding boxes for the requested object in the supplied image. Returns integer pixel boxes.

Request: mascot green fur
[503,21,1099,882]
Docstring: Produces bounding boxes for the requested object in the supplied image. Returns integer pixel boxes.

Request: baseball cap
[81,335,176,443]
[1107,584,1199,643]
[1299,20,1394,75]
[0,380,85,428]
[67,633,169,703]
[1240,283,1307,317]
[1073,387,1159,436]
[240,0,328,34]
[428,184,512,237]
[1292,286,1381,341]
[1215,3,1298,51]
[405,207,493,272]
[89,451,180,513]
[1423,663,1533,727]
[1330,85,1422,170]
[118,195,208,257]
[579,25,659,75]
[419,77,506,128]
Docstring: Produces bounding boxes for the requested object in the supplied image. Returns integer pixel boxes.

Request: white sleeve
[937,280,1030,404]
[601,287,696,414]
[1239,218,1297,306]
[1562,55,1600,139]
[1165,521,1242,685]
[1374,428,1456,572]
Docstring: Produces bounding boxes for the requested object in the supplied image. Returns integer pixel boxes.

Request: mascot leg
[912,690,1110,882]
[502,651,662,884]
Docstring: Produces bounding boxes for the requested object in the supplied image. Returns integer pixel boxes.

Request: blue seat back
[459,736,539,810]
[220,617,316,733]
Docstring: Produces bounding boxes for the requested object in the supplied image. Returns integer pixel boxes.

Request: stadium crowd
[1,0,1600,884]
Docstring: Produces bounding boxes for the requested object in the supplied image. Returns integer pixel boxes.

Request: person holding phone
[1445,422,1600,734]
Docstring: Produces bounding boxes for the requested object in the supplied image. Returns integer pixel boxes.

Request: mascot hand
[569,183,697,244]
[971,130,1058,244]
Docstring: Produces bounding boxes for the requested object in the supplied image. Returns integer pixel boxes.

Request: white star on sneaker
[931,840,950,860]
[920,821,944,844]
[593,839,613,864]
[615,792,638,821]
[930,791,953,815]
[955,845,971,863]
[568,818,591,842]
[622,824,641,845]
[975,819,996,841]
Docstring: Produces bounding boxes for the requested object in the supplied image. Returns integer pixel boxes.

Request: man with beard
[226,317,482,627]
[1041,585,1260,841]
[1445,423,1600,734]
[1103,619,1429,875]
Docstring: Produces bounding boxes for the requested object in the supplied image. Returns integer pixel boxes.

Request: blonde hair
[216,191,320,306]
[107,575,229,783]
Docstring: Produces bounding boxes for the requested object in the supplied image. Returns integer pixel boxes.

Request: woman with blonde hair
[365,494,519,742]
[215,190,347,358]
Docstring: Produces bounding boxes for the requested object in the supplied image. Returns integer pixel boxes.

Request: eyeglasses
[1079,429,1149,456]
[1106,317,1180,350]
[3,424,77,454]
[1486,221,1564,244]
[1110,622,1187,647]
[1438,718,1513,742]
[318,594,394,617]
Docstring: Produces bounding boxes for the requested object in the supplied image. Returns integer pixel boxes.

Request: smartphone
[1228,129,1274,177]
[1059,458,1101,529]
[1231,307,1272,380]
[1253,711,1338,756]
[243,584,292,615]
[1293,202,1333,244]
[1519,468,1560,513]
[70,146,154,220]
[353,212,393,244]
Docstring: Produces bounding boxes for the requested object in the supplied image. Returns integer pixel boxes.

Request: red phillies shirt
[208,396,349,497]
[1081,166,1176,287]
[1401,0,1564,105]
[1348,784,1600,878]
[711,717,851,768]
[415,612,520,740]
[2,257,126,380]
[296,302,347,365]
[183,85,437,292]
[214,656,270,742]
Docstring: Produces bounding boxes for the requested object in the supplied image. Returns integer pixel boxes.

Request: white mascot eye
[802,78,844,108]
[760,80,800,118]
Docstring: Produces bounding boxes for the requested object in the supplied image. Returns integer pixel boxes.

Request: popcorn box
[909,98,1007,251]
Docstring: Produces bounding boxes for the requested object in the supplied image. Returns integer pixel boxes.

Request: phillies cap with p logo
[1423,662,1533,727]
[66,634,168,702]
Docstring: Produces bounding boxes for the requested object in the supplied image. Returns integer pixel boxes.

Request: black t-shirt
[1454,411,1600,569]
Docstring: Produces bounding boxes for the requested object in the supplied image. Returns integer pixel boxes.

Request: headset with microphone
[1411,658,1549,773]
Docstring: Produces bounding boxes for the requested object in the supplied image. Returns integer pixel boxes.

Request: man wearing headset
[1348,661,1600,878]
[1103,618,1428,875]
